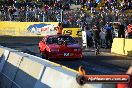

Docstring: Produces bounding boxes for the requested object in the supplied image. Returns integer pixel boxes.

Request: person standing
[126,22,132,38]
[92,24,101,55]
[83,24,93,48]
[118,23,125,38]
[56,22,63,35]
[103,22,113,49]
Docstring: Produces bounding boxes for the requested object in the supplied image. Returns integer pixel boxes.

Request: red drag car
[39,35,82,60]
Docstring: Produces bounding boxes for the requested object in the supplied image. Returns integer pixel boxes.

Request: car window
[47,37,58,44]
[57,36,76,44]
[46,36,76,44]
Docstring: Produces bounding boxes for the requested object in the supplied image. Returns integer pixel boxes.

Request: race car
[39,35,82,60]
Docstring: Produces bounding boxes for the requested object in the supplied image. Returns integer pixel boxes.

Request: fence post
[26,11,27,22]
[43,13,45,22]
[61,9,63,23]
[26,5,29,22]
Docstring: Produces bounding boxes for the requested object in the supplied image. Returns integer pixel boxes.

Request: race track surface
[0,36,132,74]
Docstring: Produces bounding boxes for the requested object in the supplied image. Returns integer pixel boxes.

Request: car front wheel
[41,50,49,60]
[41,51,46,59]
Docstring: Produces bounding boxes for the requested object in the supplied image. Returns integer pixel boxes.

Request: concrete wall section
[124,39,132,56]
[0,46,104,88]
[111,38,132,57]
[0,46,19,73]
[111,38,125,55]
[0,52,24,88]
[13,56,44,88]
[0,48,6,72]
[22,53,62,67]
[41,67,102,88]
[2,52,23,80]
[0,47,5,57]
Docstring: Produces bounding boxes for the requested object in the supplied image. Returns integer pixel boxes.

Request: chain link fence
[0,8,132,28]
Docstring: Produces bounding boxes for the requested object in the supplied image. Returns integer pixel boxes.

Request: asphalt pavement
[0,36,132,74]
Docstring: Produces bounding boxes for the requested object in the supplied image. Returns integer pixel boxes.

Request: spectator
[93,1,98,8]
[89,1,93,8]
[105,0,109,8]
[92,24,101,55]
[56,22,63,34]
[28,8,35,22]
[126,22,132,38]
[43,4,49,13]
[76,18,81,27]
[96,0,101,3]
[0,0,132,29]
[86,26,93,47]
[103,22,113,48]
[86,0,90,10]
[63,18,69,28]
[56,13,61,22]
[100,29,106,48]
[118,23,125,38]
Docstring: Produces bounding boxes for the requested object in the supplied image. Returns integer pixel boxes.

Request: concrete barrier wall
[0,46,107,88]
[111,38,132,57]
[124,39,132,56]
[40,66,102,88]
[0,52,25,88]
[0,47,6,72]
[111,38,125,55]
[13,56,44,88]
[0,46,5,57]
[0,46,18,72]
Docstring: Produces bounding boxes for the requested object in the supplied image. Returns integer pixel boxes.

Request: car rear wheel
[45,51,50,60]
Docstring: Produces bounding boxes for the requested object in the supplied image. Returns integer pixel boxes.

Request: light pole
[60,9,63,23]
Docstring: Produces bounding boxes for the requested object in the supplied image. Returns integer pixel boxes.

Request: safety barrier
[111,38,125,55]
[0,47,6,72]
[124,39,132,56]
[111,38,132,57]
[0,46,104,88]
[0,46,18,72]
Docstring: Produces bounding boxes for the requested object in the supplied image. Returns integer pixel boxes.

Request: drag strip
[0,36,132,74]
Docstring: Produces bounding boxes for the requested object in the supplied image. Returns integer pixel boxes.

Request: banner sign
[0,22,58,36]
[27,23,57,35]
[0,22,82,37]
[63,28,82,37]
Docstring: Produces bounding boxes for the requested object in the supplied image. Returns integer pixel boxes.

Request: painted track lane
[0,36,132,74]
